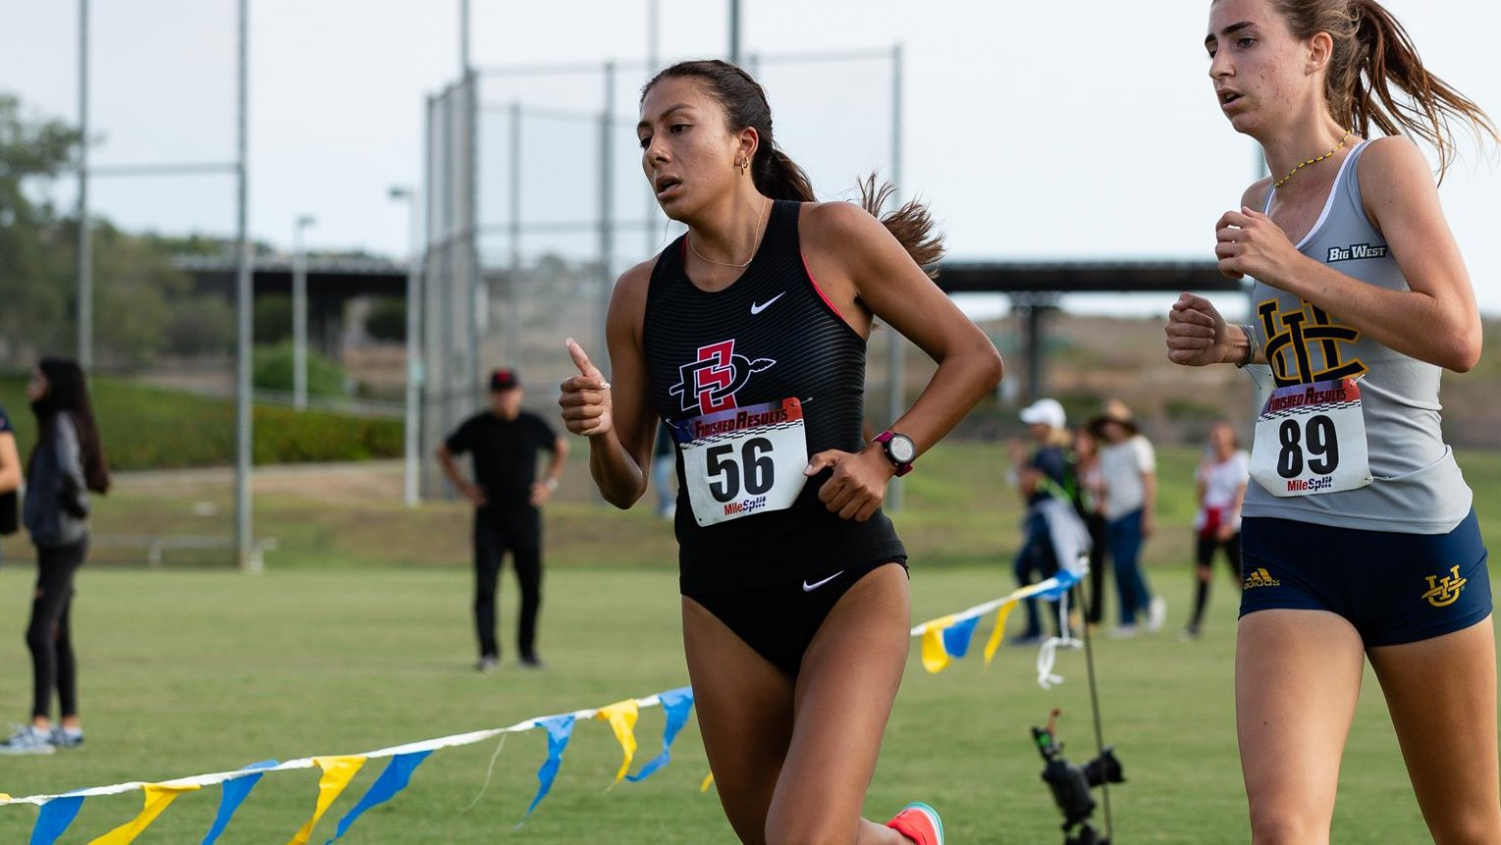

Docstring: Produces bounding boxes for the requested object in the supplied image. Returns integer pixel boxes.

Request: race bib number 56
[679,397,809,526]
[1250,377,1372,497]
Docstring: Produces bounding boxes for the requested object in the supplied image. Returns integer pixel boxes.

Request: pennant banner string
[3,574,1083,837]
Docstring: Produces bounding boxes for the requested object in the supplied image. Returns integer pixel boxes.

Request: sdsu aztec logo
[669,339,776,414]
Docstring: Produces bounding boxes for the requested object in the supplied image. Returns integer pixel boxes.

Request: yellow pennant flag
[700,772,715,793]
[287,756,367,845]
[595,700,640,785]
[88,783,201,845]
[983,603,1019,665]
[920,615,958,674]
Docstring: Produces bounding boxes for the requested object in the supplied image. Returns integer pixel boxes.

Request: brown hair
[643,60,944,274]
[1272,0,1498,179]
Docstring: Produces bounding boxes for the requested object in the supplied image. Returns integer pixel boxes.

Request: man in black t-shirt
[437,368,567,671]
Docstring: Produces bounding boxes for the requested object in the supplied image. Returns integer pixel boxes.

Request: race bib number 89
[679,397,809,526]
[1250,377,1372,497]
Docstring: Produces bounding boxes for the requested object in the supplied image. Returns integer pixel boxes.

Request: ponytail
[858,176,945,279]
[1279,0,1498,180]
[753,145,815,203]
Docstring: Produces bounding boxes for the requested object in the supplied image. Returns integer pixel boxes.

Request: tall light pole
[234,0,255,571]
[76,0,92,369]
[292,214,317,411]
[728,0,741,66]
[390,186,423,507]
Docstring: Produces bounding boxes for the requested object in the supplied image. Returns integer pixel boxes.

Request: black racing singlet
[643,199,906,594]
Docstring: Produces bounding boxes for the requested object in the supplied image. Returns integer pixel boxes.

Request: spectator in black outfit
[437,368,567,671]
[0,358,110,755]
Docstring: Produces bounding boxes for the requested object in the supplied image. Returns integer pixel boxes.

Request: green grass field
[0,442,1495,842]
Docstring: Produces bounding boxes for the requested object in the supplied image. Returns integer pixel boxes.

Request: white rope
[0,697,663,807]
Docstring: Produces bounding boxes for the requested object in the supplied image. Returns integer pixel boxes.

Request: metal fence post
[885,42,906,513]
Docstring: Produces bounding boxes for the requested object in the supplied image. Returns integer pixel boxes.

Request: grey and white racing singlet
[1242,140,1472,534]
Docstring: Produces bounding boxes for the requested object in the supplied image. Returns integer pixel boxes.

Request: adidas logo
[1243,567,1281,589]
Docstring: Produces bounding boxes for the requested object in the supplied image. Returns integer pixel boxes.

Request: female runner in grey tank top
[1167,0,1499,841]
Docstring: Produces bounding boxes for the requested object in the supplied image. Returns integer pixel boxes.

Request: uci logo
[1421,565,1467,608]
[669,339,776,414]
[1256,298,1367,389]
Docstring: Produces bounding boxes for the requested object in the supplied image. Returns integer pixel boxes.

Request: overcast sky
[2,0,1497,319]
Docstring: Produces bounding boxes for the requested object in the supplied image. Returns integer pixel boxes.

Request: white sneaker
[1147,597,1167,633]
[0,725,55,755]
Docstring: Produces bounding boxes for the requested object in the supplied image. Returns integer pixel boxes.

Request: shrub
[0,374,402,469]
[365,297,407,343]
[252,342,349,398]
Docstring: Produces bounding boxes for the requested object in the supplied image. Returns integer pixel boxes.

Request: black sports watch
[874,431,916,476]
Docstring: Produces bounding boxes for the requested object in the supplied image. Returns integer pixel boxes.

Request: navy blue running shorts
[685,558,908,676]
[1239,509,1491,647]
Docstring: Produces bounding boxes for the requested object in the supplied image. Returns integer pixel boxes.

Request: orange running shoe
[886,802,944,845]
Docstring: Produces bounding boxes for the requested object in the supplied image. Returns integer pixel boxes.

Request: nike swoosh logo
[802,570,845,592]
[750,292,785,315]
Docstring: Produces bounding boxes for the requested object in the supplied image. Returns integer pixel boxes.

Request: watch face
[888,434,916,464]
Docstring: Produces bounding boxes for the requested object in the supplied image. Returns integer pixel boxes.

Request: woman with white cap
[1008,398,1078,643]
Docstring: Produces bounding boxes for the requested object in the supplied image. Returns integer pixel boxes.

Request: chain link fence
[419,49,903,498]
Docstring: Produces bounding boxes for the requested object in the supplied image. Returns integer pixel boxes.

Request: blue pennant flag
[1038,569,1081,601]
[626,687,694,783]
[325,750,432,844]
[202,759,280,845]
[942,616,982,659]
[525,716,578,819]
[29,793,86,845]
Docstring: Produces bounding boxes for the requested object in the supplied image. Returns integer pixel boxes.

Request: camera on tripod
[1031,709,1125,845]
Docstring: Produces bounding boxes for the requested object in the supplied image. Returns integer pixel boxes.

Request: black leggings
[27,540,87,720]
[1195,530,1243,576]
[474,514,542,661]
[1083,512,1108,625]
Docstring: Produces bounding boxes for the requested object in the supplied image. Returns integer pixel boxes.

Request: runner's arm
[560,261,657,508]
[1222,137,1480,371]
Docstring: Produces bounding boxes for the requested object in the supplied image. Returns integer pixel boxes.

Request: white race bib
[679,397,809,527]
[1250,377,1372,497]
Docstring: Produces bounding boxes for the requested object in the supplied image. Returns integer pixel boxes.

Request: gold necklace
[1273,130,1352,189]
[688,199,770,268]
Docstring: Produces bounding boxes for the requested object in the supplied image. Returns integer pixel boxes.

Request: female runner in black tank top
[559,61,1002,845]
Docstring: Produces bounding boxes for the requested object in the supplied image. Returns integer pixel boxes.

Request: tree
[0,93,81,362]
[0,94,242,369]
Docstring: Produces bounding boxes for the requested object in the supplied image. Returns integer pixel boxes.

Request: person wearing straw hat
[1088,400,1165,638]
